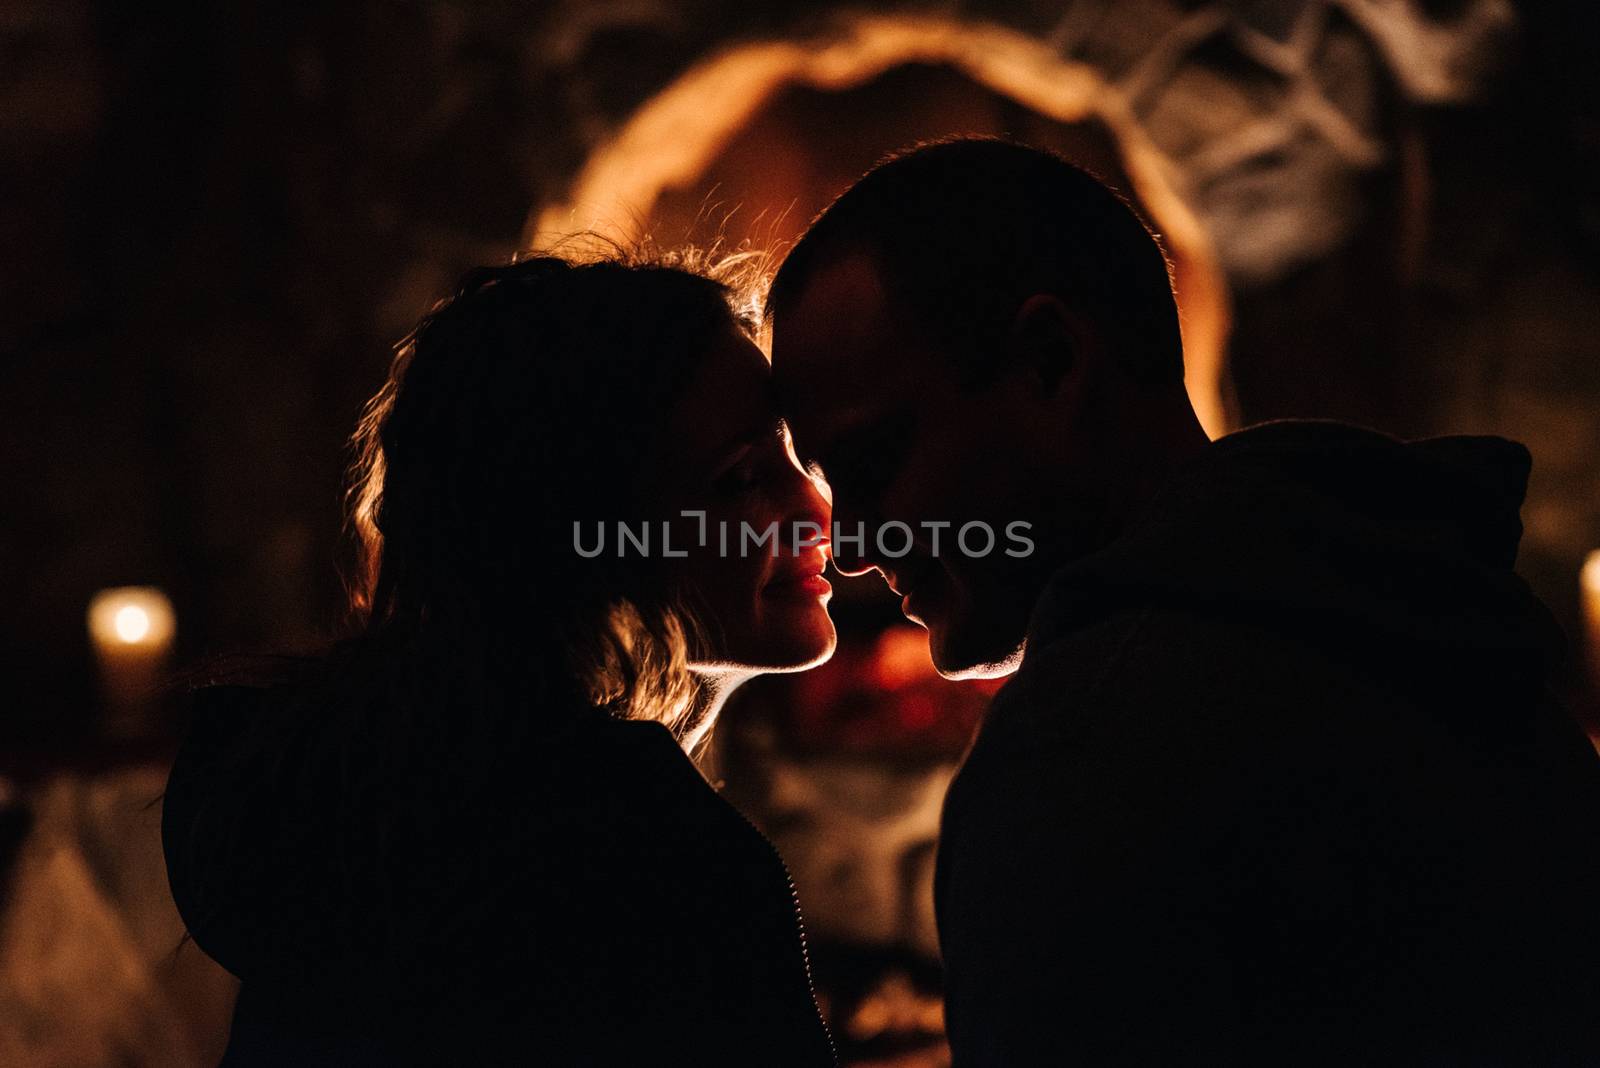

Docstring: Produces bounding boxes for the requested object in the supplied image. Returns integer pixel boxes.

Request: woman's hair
[167,242,763,963]
[182,239,766,794]
[341,243,758,749]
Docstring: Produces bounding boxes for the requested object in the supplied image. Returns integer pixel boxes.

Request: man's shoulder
[940,603,1415,882]
[984,608,1151,740]
[978,603,1397,763]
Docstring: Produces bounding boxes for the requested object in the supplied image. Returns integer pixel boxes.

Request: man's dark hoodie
[936,421,1600,1066]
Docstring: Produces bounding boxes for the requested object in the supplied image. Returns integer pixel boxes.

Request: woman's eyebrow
[705,415,780,466]
[777,417,816,464]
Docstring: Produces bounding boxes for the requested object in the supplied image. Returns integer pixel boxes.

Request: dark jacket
[936,421,1600,1066]
[163,685,834,1066]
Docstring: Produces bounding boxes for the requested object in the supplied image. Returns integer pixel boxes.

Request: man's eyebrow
[812,410,914,473]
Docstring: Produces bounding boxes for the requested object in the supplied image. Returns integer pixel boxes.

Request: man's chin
[926,623,1025,681]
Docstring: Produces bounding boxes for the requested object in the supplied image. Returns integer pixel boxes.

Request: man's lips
[882,557,937,600]
[880,559,940,623]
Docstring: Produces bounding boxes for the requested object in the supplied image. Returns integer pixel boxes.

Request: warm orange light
[845,969,946,1041]
[88,587,175,652]
[530,13,1235,438]
[113,605,151,643]
[1582,550,1600,694]
[871,625,937,690]
[87,587,175,736]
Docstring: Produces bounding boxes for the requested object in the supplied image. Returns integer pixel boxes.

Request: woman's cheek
[672,502,769,589]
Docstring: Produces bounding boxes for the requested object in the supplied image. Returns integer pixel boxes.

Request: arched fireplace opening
[529,16,1236,440]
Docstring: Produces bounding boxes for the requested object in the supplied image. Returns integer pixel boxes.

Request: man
[768,138,1600,1065]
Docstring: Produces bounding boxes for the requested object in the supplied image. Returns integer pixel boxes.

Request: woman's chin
[778,629,838,672]
[729,609,837,672]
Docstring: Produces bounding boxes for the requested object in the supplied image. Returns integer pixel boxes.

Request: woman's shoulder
[508,714,779,883]
[551,715,739,824]
[165,683,277,812]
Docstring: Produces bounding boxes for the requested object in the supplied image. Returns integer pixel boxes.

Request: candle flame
[88,587,176,652]
[1583,550,1600,596]
[114,605,151,643]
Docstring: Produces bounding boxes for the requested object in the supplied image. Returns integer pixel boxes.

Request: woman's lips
[764,573,833,598]
[765,546,831,598]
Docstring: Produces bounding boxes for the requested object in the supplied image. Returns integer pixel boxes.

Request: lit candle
[87,587,176,738]
[1584,551,1600,697]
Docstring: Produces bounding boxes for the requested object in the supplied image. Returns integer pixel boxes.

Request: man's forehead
[772,251,899,412]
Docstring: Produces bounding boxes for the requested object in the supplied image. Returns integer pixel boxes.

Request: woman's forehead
[666,329,779,460]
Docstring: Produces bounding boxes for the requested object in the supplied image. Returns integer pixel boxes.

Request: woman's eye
[712,457,759,495]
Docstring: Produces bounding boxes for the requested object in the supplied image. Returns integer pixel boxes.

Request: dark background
[2,1,1598,1063]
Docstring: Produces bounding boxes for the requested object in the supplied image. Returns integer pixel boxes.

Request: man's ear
[1007,294,1093,397]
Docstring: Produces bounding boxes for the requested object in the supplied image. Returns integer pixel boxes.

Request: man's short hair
[768,138,1184,385]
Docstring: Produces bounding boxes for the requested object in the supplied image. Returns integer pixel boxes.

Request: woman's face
[645,328,837,672]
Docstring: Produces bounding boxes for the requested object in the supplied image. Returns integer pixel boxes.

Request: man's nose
[831,552,877,578]
[826,496,878,576]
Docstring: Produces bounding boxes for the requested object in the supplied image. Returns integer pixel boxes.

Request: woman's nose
[816,494,876,577]
[790,460,831,535]
[773,452,829,549]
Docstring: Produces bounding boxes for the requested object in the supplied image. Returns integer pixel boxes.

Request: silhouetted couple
[164,140,1600,1066]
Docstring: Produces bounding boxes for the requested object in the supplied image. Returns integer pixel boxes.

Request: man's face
[771,254,1082,678]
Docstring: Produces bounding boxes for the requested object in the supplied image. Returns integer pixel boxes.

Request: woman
[162,249,838,1065]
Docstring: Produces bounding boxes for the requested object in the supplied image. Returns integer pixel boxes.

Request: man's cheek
[883,460,945,521]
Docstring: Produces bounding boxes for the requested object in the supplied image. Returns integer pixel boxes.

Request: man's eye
[853,452,900,494]
[824,418,910,498]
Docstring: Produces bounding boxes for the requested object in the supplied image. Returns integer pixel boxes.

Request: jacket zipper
[739,808,839,1065]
